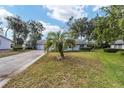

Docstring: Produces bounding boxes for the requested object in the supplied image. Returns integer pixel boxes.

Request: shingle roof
[37,40,46,45]
[113,40,124,45]
[75,39,88,45]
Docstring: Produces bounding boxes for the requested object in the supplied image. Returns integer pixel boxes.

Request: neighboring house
[0,35,12,50]
[65,39,88,51]
[36,40,45,50]
[111,40,124,49]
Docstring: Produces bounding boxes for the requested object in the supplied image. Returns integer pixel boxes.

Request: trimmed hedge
[104,48,119,53]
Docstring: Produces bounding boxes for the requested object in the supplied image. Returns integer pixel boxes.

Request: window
[118,45,122,49]
[69,45,72,48]
[114,45,117,49]
[80,44,84,48]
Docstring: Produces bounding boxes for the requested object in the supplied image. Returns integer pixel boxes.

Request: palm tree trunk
[59,50,64,59]
[58,42,64,59]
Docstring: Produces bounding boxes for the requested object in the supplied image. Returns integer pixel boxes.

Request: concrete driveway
[0,50,45,87]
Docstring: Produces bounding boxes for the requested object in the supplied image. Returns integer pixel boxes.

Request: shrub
[13,45,23,51]
[118,49,124,55]
[104,48,119,53]
[119,49,124,51]
[80,47,92,51]
[64,50,79,52]
[121,51,124,55]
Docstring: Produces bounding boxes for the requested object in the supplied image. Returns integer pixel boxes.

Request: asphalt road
[0,50,44,82]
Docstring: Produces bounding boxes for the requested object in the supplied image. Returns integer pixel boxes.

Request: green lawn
[4,51,124,88]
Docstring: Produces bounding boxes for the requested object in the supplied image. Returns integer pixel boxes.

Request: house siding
[0,36,12,49]
[111,45,114,49]
[122,45,124,49]
[36,40,45,50]
[36,44,44,50]
[111,44,124,49]
[111,40,124,49]
[65,45,80,51]
[73,45,80,50]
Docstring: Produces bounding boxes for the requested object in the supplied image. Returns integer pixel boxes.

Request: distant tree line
[67,5,124,48]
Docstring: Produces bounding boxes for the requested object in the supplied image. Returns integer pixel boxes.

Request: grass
[4,51,124,88]
[0,50,30,58]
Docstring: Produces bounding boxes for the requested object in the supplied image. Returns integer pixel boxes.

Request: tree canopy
[67,5,124,48]
[5,16,29,46]
[5,16,45,50]
[46,31,75,59]
[27,20,45,49]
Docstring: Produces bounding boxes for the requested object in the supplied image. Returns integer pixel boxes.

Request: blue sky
[0,5,105,39]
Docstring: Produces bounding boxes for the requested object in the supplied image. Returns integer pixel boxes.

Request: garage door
[36,45,44,50]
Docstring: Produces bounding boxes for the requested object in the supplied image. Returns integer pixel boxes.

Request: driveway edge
[0,51,46,88]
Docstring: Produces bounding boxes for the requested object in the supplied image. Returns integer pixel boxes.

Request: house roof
[37,40,46,45]
[112,40,124,45]
[75,39,88,45]
[0,34,13,42]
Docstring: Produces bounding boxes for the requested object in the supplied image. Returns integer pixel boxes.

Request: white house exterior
[111,40,124,49]
[0,35,12,50]
[36,40,45,50]
[65,39,88,51]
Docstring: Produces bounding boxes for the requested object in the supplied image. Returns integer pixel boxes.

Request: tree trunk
[72,44,74,51]
[58,42,65,59]
[13,31,16,45]
[59,50,64,59]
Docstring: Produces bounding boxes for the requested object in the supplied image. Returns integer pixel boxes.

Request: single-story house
[65,39,89,51]
[111,40,124,49]
[0,35,12,50]
[36,40,45,50]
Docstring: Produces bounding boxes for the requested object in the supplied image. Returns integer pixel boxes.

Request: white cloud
[0,7,14,27]
[44,5,87,22]
[93,6,102,12]
[0,8,14,39]
[0,8,13,18]
[39,20,61,38]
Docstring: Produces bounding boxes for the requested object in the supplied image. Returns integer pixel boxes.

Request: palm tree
[45,31,75,59]
[65,39,75,51]
[68,17,89,40]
